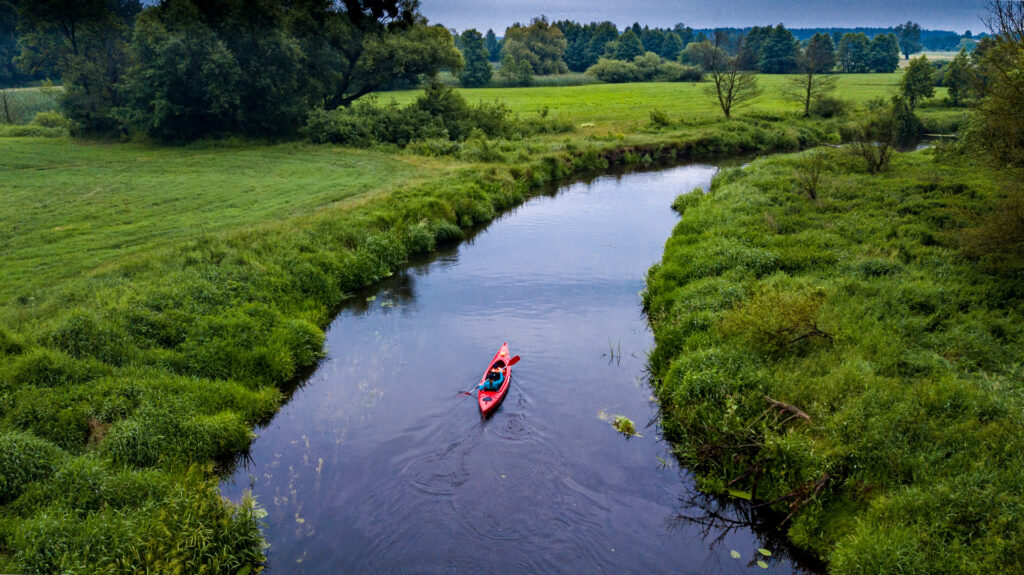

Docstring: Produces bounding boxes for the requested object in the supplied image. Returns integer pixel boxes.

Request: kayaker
[480,364,504,392]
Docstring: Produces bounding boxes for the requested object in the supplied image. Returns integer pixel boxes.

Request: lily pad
[729,550,741,559]
[365,295,376,302]
[757,560,769,569]
[758,548,773,557]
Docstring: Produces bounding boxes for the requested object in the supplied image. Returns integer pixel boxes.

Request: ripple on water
[493,412,531,442]
[402,439,473,496]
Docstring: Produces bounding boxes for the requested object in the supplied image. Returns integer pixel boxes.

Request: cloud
[421,0,988,33]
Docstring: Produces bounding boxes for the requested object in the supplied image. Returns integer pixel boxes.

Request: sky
[420,0,989,34]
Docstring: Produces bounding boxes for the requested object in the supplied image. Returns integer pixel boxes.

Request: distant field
[386,73,944,132]
[0,140,447,299]
[899,51,961,66]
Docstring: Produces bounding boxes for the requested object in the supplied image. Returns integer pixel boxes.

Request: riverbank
[643,147,1024,573]
[0,78,961,572]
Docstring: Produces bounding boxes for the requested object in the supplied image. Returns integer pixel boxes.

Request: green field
[0,140,448,300]
[1,74,955,305]
[387,73,945,131]
[0,74,972,572]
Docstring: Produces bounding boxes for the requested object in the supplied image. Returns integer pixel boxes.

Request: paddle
[458,355,520,396]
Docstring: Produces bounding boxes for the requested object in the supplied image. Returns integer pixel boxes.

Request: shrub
[810,96,848,118]
[30,111,71,129]
[633,52,664,80]
[306,82,564,148]
[718,283,831,359]
[654,62,703,82]
[499,55,533,86]
[649,108,671,128]
[585,58,641,83]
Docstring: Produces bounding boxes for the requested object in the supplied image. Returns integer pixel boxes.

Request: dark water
[221,163,820,574]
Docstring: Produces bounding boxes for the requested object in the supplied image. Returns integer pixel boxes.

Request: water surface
[221,163,818,574]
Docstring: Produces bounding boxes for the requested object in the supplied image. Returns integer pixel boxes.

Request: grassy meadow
[0,140,449,300]
[0,73,974,572]
[387,73,952,131]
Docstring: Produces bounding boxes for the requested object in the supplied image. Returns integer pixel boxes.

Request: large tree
[503,16,567,75]
[15,0,141,133]
[759,24,799,73]
[944,47,973,107]
[458,28,491,87]
[869,32,900,73]
[900,54,934,109]
[837,32,870,73]
[974,0,1024,169]
[286,0,462,109]
[605,28,643,61]
[484,28,500,61]
[119,1,242,141]
[695,30,761,119]
[185,0,306,136]
[0,0,18,86]
[895,20,923,60]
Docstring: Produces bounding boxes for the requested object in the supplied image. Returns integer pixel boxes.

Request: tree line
[447,19,961,89]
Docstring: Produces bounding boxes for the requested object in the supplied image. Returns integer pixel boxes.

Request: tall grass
[0,86,61,125]
[644,148,1024,573]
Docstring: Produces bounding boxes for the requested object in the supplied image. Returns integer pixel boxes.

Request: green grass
[644,148,1024,573]
[0,73,971,572]
[386,73,948,132]
[0,139,443,300]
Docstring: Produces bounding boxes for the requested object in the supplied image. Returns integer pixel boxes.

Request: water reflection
[221,162,821,574]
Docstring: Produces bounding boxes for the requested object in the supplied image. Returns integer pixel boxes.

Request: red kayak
[478,343,515,416]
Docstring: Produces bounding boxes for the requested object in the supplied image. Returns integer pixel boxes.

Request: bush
[654,61,703,82]
[649,108,671,128]
[30,111,71,129]
[718,283,831,359]
[633,52,664,80]
[586,58,641,83]
[305,82,565,148]
[810,96,848,118]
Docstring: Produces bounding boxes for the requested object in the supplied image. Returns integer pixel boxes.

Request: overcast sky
[420,0,989,34]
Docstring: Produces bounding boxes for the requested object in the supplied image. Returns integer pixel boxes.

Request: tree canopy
[458,28,492,87]
[900,55,935,109]
[896,21,923,59]
[503,17,567,75]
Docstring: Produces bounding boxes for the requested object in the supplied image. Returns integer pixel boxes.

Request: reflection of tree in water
[670,485,826,574]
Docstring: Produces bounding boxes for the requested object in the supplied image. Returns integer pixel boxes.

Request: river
[220,161,822,574]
